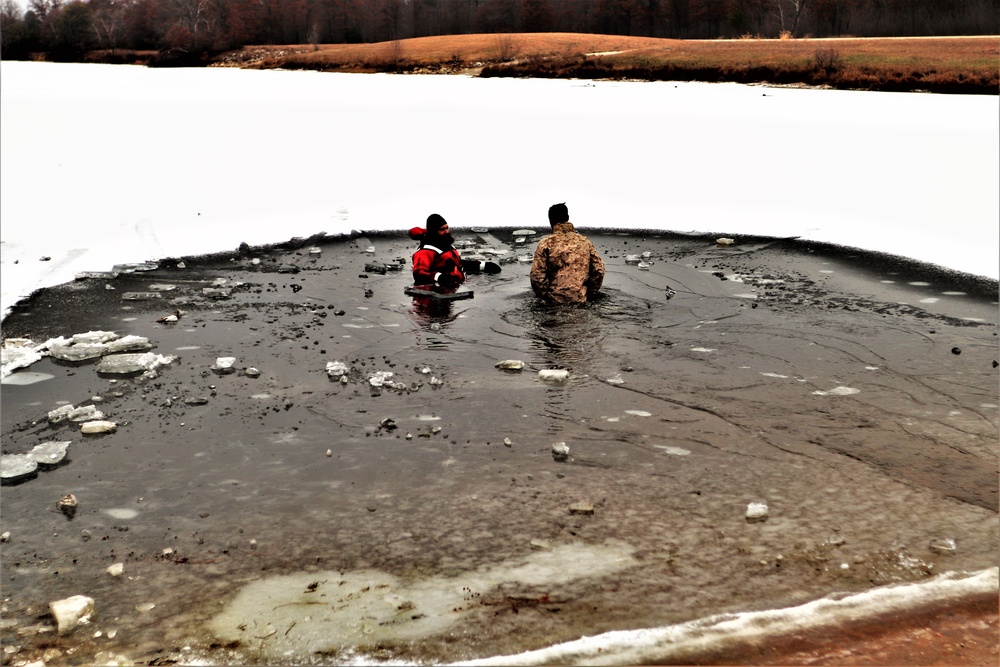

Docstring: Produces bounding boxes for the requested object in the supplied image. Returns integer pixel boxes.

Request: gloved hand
[437,274,459,289]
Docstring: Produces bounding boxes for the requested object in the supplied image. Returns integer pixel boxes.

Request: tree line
[1,0,996,62]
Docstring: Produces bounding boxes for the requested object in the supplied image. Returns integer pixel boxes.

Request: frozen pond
[1,61,997,320]
[1,63,998,665]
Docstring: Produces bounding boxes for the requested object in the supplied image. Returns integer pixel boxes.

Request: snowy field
[1,61,997,323]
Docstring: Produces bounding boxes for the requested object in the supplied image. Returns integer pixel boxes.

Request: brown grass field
[208,32,1000,94]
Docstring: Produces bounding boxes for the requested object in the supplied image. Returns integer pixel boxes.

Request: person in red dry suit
[409,213,466,291]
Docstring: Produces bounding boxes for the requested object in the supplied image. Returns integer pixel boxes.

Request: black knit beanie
[426,214,447,234]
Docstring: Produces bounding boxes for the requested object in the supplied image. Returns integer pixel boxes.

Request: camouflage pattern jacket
[529,223,605,304]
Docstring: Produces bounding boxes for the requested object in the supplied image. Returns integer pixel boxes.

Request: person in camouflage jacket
[530,203,605,304]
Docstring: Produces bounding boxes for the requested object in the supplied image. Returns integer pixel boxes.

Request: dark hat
[548,203,569,224]
[426,214,447,234]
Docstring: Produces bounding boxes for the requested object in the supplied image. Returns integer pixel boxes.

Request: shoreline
[12,33,998,95]
[458,570,999,666]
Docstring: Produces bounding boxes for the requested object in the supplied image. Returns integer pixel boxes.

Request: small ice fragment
[31,441,71,467]
[68,405,105,422]
[369,371,394,387]
[655,446,691,456]
[57,494,78,514]
[81,421,117,434]
[746,502,769,523]
[50,595,95,636]
[106,563,124,577]
[48,404,76,424]
[812,386,860,396]
[212,357,236,373]
[326,361,349,378]
[551,442,570,461]
[495,360,524,371]
[716,238,735,245]
[538,369,569,383]
[928,538,957,555]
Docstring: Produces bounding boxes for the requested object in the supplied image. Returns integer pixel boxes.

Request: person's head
[426,213,453,245]
[548,203,569,226]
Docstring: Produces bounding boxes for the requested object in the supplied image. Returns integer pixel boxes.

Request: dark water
[1,229,997,665]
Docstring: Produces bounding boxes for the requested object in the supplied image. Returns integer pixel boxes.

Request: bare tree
[90,0,130,53]
[29,0,62,21]
[774,0,808,36]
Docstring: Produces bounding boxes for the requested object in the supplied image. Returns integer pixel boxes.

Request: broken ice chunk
[97,353,176,375]
[326,361,349,378]
[49,595,94,636]
[48,343,108,362]
[538,369,569,383]
[1,454,39,484]
[81,421,117,434]
[31,441,71,467]
[745,502,769,523]
[104,335,152,353]
[1,341,44,378]
[67,405,105,422]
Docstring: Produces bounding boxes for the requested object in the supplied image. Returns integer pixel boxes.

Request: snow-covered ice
[2,61,997,321]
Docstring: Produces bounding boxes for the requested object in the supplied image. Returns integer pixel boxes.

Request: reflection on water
[505,290,655,376]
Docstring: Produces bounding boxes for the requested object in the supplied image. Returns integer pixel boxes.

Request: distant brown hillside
[207,33,999,95]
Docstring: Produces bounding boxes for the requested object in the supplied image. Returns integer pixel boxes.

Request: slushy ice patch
[210,541,637,660]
